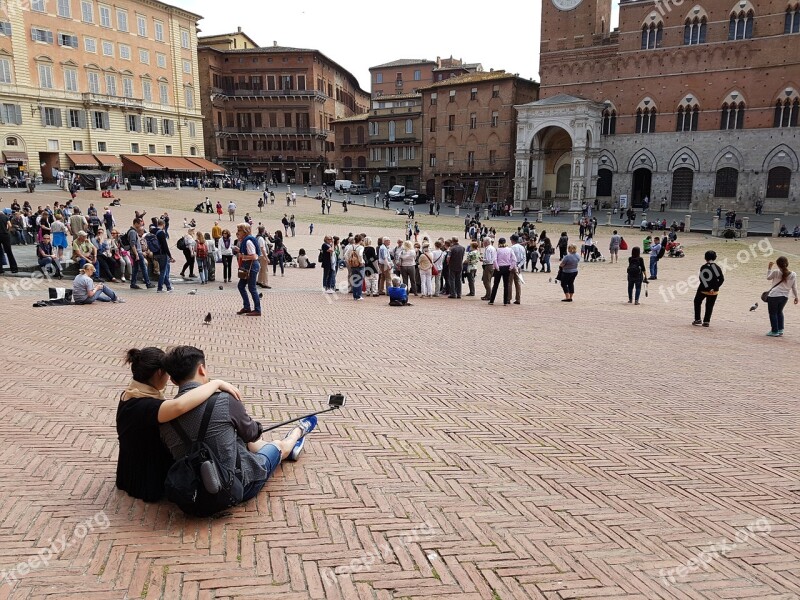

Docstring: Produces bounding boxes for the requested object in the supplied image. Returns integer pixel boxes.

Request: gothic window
[636,107,657,133]
[766,167,791,198]
[729,10,754,40]
[601,109,616,135]
[676,102,699,131]
[773,95,799,127]
[785,5,800,33]
[641,22,663,49]
[684,16,707,44]
[714,168,739,197]
[720,101,745,130]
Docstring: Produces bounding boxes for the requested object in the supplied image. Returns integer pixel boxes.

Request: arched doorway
[426,178,435,196]
[632,168,652,208]
[671,167,694,208]
[530,126,573,204]
[555,165,571,196]
[596,168,613,197]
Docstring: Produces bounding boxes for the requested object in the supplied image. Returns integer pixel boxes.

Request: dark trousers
[627,278,643,302]
[693,290,717,323]
[767,295,788,332]
[222,255,233,281]
[448,269,463,297]
[0,236,17,272]
[490,265,511,304]
[131,253,150,285]
[323,264,334,289]
[180,249,195,277]
[560,271,577,294]
[465,269,476,295]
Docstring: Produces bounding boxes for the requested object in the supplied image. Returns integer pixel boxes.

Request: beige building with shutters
[0,0,205,183]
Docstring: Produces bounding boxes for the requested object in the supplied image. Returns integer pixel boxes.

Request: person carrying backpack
[626,246,648,304]
[693,250,725,327]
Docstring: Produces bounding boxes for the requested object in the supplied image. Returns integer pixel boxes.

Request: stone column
[773,218,781,238]
[684,215,691,232]
[741,216,749,237]
[537,210,543,223]
[176,179,181,190]
[711,216,719,236]
[606,211,612,226]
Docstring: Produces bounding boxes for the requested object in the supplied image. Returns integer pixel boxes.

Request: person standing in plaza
[489,238,515,305]
[765,256,798,336]
[179,227,196,280]
[480,237,496,300]
[418,242,434,297]
[154,219,174,292]
[557,232,569,259]
[540,232,553,273]
[0,209,18,273]
[227,200,237,222]
[609,230,621,264]
[216,201,223,218]
[558,244,580,302]
[510,234,526,304]
[649,236,662,280]
[321,235,336,293]
[219,229,234,283]
[344,236,365,300]
[447,237,465,299]
[465,241,480,297]
[212,221,222,248]
[256,227,271,290]
[626,246,647,304]
[271,230,286,277]
[691,250,724,327]
[195,231,209,285]
[289,215,296,237]
[234,223,261,316]
[377,237,392,295]
[397,240,417,294]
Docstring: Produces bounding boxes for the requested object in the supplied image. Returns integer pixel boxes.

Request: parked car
[404,193,431,205]
[349,183,369,195]
[387,185,406,200]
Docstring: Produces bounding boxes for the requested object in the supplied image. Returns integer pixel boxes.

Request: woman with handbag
[179,228,196,279]
[271,230,286,277]
[431,240,446,296]
[234,223,261,316]
[692,250,724,327]
[195,231,209,284]
[765,256,798,337]
[219,229,234,283]
[418,242,434,297]
[110,229,132,282]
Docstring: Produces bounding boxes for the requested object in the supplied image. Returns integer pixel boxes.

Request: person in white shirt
[481,237,497,300]
[765,256,799,337]
[509,234,526,304]
[377,237,392,295]
[227,201,237,222]
[343,235,365,300]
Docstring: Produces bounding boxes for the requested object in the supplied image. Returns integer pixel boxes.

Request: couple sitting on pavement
[115,345,317,510]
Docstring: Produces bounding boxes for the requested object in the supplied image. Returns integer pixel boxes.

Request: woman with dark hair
[692,250,724,327]
[272,230,286,276]
[116,347,242,502]
[219,229,234,283]
[765,256,798,336]
[626,246,647,305]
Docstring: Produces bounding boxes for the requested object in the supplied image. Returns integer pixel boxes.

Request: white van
[334,180,353,192]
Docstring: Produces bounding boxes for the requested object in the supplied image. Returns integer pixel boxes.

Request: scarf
[121,380,165,402]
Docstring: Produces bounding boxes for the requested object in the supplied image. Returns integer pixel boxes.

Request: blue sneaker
[286,416,317,461]
[766,331,779,337]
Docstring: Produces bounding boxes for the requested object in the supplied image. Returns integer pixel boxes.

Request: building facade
[369,57,482,97]
[514,0,800,212]
[198,33,370,185]
[422,71,539,205]
[0,0,204,182]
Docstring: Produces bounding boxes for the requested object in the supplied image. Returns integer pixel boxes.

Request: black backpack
[119,227,136,250]
[657,243,666,260]
[627,259,643,279]
[145,233,161,255]
[164,396,244,517]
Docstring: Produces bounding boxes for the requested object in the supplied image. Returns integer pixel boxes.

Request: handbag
[761,282,781,303]
[237,261,252,280]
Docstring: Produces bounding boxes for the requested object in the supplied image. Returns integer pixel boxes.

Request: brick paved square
[0,188,798,599]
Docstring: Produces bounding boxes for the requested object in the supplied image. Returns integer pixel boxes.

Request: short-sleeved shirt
[73,239,93,258]
[72,273,94,303]
[561,253,581,273]
[116,396,173,502]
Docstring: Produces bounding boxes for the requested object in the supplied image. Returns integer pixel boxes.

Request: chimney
[273,40,278,47]
[237,26,241,32]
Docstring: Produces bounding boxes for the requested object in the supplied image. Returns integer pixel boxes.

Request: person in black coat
[626,246,648,304]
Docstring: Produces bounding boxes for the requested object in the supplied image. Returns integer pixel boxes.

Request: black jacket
[697,262,724,292]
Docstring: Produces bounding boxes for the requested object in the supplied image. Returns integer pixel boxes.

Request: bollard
[684,215,691,232]
[606,211,612,226]
[175,179,181,191]
[773,218,781,238]
[455,206,460,217]
[537,210,543,223]
[572,212,579,224]
[711,215,719,237]
[741,216,749,238]
[151,179,157,190]
[484,207,489,220]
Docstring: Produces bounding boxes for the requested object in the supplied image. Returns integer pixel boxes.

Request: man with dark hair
[128,218,155,290]
[447,237,465,299]
[160,346,316,512]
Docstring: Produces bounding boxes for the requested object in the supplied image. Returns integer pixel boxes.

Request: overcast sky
[171,0,546,92]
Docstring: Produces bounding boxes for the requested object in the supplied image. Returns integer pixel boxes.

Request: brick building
[0,0,206,183]
[514,0,800,213]
[369,57,481,98]
[421,71,539,205]
[198,31,369,185]
[330,112,368,184]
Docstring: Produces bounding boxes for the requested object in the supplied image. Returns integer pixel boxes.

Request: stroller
[667,241,685,258]
[589,246,605,262]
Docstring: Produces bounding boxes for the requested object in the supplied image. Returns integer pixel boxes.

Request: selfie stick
[260,405,342,433]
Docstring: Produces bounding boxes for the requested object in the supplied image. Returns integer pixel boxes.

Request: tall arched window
[388,120,396,141]
[356,126,365,144]
[714,168,739,197]
[641,22,663,49]
[343,156,352,169]
[720,97,745,130]
[785,5,800,33]
[766,167,791,198]
[773,91,799,127]
[636,107,657,133]
[676,100,700,132]
[729,10,754,40]
[684,16,707,44]
[601,109,616,135]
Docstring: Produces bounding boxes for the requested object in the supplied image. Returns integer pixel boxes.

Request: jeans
[222,255,233,281]
[323,264,334,290]
[560,271,578,294]
[628,278,643,302]
[156,255,172,291]
[542,253,551,272]
[465,269,476,295]
[350,266,364,299]
[38,257,61,277]
[767,295,788,332]
[198,257,207,283]
[242,443,282,502]
[238,261,261,312]
[272,252,285,275]
[79,284,117,303]
[490,265,511,304]
[131,253,150,286]
[649,256,658,279]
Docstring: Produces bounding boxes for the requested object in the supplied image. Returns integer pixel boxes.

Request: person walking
[626,246,647,304]
[179,227,196,279]
[609,230,621,264]
[154,219,174,292]
[558,244,580,302]
[540,233,553,273]
[480,237,496,300]
[765,256,798,336]
[692,250,724,327]
[557,232,569,259]
[271,230,286,277]
[234,223,261,316]
[489,238,515,305]
[510,234,526,304]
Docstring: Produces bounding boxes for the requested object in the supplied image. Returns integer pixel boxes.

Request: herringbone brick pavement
[0,188,798,599]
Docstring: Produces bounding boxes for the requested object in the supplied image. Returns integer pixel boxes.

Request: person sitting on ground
[793,225,800,238]
[296,249,316,268]
[72,263,125,304]
[642,235,652,254]
[388,275,411,306]
[779,225,789,237]
[160,346,317,514]
[116,347,244,502]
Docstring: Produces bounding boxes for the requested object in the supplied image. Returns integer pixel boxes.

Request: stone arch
[712,145,744,171]
[628,148,658,172]
[668,147,700,171]
[763,144,799,171]
[528,122,576,151]
[597,150,618,172]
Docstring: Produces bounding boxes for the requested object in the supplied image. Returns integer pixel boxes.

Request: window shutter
[14,104,21,125]
[40,109,46,127]
[0,108,5,125]
[78,110,86,129]
[135,115,141,132]
[46,31,53,44]
[56,109,63,127]
[103,112,109,129]
[125,115,130,132]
